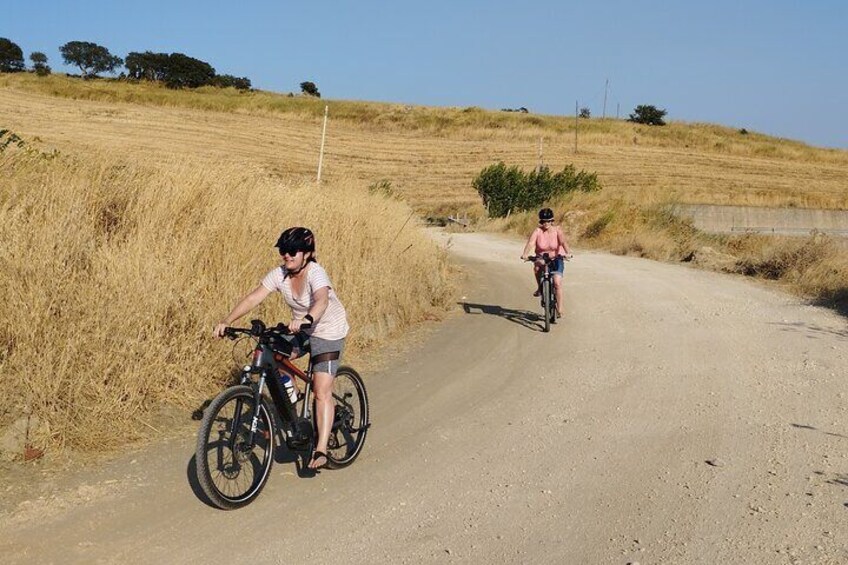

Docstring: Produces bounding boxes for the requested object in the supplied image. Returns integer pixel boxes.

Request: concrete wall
[674,204,848,236]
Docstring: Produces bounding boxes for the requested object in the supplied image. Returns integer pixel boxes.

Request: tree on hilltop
[300,81,320,97]
[0,38,25,72]
[29,51,51,76]
[210,74,252,91]
[60,41,123,78]
[125,51,170,81]
[162,53,215,88]
[628,104,667,126]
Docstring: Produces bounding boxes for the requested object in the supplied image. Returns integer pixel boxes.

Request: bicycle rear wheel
[196,385,275,510]
[325,367,370,469]
[541,278,551,332]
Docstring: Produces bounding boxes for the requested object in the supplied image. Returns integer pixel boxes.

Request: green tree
[210,74,252,90]
[29,51,51,76]
[125,51,169,81]
[579,107,591,119]
[628,104,667,126]
[0,38,25,72]
[60,41,123,78]
[300,81,320,97]
[162,53,215,88]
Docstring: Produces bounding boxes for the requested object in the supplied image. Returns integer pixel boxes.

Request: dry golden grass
[3,74,847,216]
[2,73,848,455]
[0,145,453,453]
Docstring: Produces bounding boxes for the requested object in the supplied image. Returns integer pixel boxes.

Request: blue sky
[5,1,847,148]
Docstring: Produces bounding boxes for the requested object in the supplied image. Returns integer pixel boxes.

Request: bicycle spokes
[197,387,275,508]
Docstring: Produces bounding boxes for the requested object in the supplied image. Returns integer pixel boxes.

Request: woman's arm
[289,286,329,332]
[520,230,538,260]
[557,227,572,257]
[213,284,273,337]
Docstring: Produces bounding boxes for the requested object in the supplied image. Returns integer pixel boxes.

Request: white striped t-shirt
[261,262,350,340]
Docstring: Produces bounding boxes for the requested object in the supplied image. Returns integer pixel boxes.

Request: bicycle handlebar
[525,253,572,262]
[223,319,312,340]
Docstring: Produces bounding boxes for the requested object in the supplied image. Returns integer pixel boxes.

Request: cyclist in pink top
[520,208,573,317]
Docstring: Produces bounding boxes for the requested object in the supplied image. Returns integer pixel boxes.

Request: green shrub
[473,162,601,218]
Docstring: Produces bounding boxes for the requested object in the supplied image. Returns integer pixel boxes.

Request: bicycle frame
[528,253,560,331]
[240,338,316,450]
[197,320,369,508]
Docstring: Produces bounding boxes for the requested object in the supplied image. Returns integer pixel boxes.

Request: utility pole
[574,101,578,154]
[602,78,609,119]
[537,136,543,171]
[317,105,329,183]
[616,102,620,119]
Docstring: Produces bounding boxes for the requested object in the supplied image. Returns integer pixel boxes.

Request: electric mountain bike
[527,253,567,332]
[195,319,370,510]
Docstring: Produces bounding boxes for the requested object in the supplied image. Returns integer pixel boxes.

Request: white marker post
[317,105,329,183]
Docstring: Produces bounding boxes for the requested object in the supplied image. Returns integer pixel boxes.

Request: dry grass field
[3,74,848,216]
[2,73,847,455]
[0,103,454,453]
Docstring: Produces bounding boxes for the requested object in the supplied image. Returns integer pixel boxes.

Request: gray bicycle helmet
[538,208,554,222]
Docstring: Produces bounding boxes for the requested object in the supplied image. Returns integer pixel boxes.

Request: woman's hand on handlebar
[287,318,311,333]
[213,322,230,338]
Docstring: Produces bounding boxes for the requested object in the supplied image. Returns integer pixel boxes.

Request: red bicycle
[195,319,369,509]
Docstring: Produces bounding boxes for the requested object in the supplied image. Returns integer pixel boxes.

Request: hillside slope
[2,75,847,216]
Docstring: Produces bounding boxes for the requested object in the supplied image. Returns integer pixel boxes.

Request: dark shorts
[306,336,345,376]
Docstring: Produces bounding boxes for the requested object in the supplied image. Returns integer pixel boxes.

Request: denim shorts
[536,256,564,276]
[550,256,565,276]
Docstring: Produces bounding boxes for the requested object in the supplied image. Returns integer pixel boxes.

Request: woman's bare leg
[310,371,334,468]
[553,274,564,316]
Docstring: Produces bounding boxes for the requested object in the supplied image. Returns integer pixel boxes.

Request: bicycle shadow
[459,301,545,332]
[186,454,220,508]
[790,422,848,440]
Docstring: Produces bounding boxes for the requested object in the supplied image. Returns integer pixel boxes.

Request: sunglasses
[539,220,553,225]
[279,247,303,257]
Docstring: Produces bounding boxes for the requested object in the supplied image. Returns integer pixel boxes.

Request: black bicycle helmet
[538,208,554,222]
[275,226,315,256]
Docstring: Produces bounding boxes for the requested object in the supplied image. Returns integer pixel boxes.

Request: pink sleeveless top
[530,226,565,257]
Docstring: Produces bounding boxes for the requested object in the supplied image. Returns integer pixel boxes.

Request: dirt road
[2,231,847,564]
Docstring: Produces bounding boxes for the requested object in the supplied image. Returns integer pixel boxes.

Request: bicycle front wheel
[325,367,370,469]
[549,283,558,325]
[541,278,551,332]
[195,385,275,510]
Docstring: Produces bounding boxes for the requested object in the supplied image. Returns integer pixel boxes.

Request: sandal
[533,289,541,297]
[309,450,328,470]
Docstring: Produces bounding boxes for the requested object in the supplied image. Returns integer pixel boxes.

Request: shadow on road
[772,321,848,341]
[459,301,544,331]
[186,454,218,509]
[790,422,848,440]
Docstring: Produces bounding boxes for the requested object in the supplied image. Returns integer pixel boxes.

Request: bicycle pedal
[286,437,310,450]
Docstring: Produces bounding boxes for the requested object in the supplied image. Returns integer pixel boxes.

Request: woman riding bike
[520,208,573,318]
[213,226,349,471]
